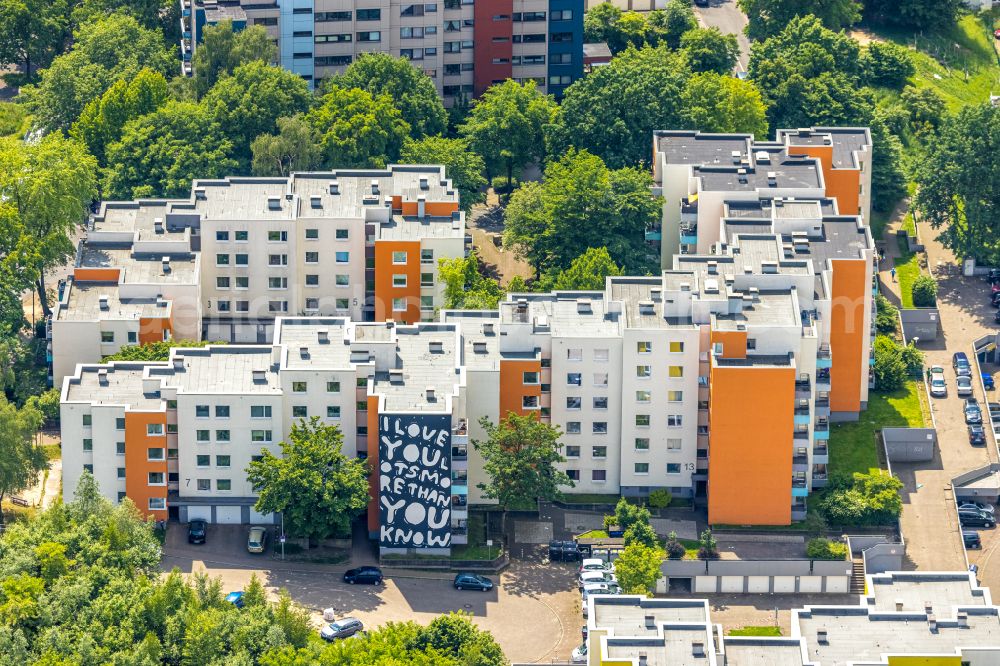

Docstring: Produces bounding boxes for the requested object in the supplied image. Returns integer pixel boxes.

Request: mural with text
[378,413,452,548]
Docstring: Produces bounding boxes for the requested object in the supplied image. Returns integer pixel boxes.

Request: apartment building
[584,571,1000,665]
[50,166,468,384]
[180,0,584,101]
[651,127,872,268]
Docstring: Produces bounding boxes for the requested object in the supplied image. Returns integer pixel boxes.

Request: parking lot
[161,524,583,663]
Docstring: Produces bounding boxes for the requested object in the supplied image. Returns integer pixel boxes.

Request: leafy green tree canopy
[613,543,664,595]
[102,339,221,362]
[860,41,915,89]
[251,114,322,177]
[680,27,739,75]
[680,72,768,137]
[191,20,277,99]
[738,0,861,40]
[438,251,505,311]
[863,0,960,31]
[307,84,411,168]
[401,136,486,211]
[0,0,69,84]
[0,396,45,509]
[542,247,623,291]
[584,1,695,53]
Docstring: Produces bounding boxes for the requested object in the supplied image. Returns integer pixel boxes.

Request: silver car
[957,375,974,397]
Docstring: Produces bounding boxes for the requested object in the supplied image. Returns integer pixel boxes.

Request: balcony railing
[792,479,807,489]
[793,430,809,440]
[813,445,828,457]
[814,420,829,432]
[452,447,467,460]
[817,345,831,359]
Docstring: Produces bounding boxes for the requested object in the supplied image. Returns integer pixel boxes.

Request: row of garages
[659,558,852,595]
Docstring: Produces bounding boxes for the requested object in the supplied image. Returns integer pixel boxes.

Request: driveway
[161,524,583,664]
[692,0,751,73]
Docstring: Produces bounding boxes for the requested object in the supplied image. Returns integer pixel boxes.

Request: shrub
[861,42,915,89]
[697,528,718,560]
[806,537,848,560]
[664,530,686,559]
[911,275,937,307]
[820,470,903,526]
[490,175,515,194]
[873,334,907,391]
[874,293,898,334]
[647,488,672,509]
[900,342,924,376]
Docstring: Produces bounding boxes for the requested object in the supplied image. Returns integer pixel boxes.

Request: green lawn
[894,235,922,309]
[727,626,782,637]
[828,381,926,480]
[451,513,501,560]
[0,102,28,138]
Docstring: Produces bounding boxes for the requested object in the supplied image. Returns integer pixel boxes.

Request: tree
[806,537,847,560]
[437,252,504,310]
[202,62,313,169]
[870,119,907,213]
[584,2,624,48]
[19,13,174,132]
[0,203,39,337]
[680,27,739,75]
[307,84,411,169]
[915,104,1000,264]
[191,21,277,99]
[911,275,938,307]
[649,0,697,49]
[0,0,69,84]
[900,85,946,135]
[863,0,960,31]
[609,497,651,534]
[401,136,486,212]
[697,528,718,559]
[251,114,322,177]
[71,68,169,166]
[613,543,664,595]
[900,341,923,376]
[503,149,661,276]
[821,470,902,526]
[102,339,220,362]
[665,531,686,559]
[246,418,369,543]
[873,334,907,392]
[0,397,45,513]
[738,0,861,40]
[585,2,694,53]
[874,293,898,334]
[861,42,915,89]
[680,72,769,137]
[473,413,573,540]
[460,80,556,184]
[648,488,672,509]
[333,53,448,138]
[0,134,97,317]
[103,101,237,199]
[71,0,172,33]
[542,247,623,291]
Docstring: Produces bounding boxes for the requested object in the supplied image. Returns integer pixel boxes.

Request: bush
[490,175,515,194]
[697,528,718,560]
[664,530,686,559]
[820,470,903,526]
[900,342,923,376]
[874,293,898,334]
[911,275,937,307]
[647,488,672,509]
[806,537,848,560]
[861,42,915,89]
[873,334,907,391]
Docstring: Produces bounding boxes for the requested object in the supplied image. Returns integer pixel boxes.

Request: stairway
[850,558,866,595]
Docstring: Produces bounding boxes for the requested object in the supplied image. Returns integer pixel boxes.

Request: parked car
[965,399,983,424]
[994,27,1000,39]
[549,540,582,562]
[963,531,983,549]
[969,424,987,446]
[343,566,383,585]
[986,268,1000,282]
[187,519,207,545]
[578,558,613,574]
[957,375,974,396]
[581,582,621,603]
[954,352,973,377]
[959,509,995,528]
[247,526,268,553]
[994,309,1000,323]
[930,374,947,398]
[984,373,996,390]
[320,617,364,641]
[578,570,618,589]
[454,573,494,591]
[571,642,588,664]
[225,591,244,609]
[959,502,996,515]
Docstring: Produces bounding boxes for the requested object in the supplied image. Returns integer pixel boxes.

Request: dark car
[964,531,983,549]
[694,0,709,6]
[549,540,582,562]
[969,424,987,446]
[320,617,364,641]
[959,509,995,528]
[454,573,494,591]
[984,373,996,390]
[343,566,383,585]
[987,268,1000,283]
[966,399,983,424]
[954,352,972,377]
[187,519,207,545]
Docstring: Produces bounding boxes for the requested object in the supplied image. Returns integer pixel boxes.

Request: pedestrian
[890,267,896,282]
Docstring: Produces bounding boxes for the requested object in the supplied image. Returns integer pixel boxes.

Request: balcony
[795,378,811,397]
[793,430,809,440]
[813,419,830,441]
[792,453,809,469]
[815,369,831,389]
[791,504,808,521]
[451,446,467,461]
[680,198,698,218]
[679,223,698,246]
[645,226,662,242]
[812,445,829,464]
[812,474,828,488]
[816,345,832,369]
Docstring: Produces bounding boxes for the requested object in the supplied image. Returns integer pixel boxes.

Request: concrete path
[692,0,751,74]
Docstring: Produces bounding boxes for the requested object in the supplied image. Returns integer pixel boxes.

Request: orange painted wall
[374,240,421,323]
[138,315,172,344]
[74,267,121,282]
[710,330,747,359]
[829,259,866,413]
[786,144,861,215]
[708,364,794,525]
[499,359,542,420]
[399,200,459,217]
[367,395,380,534]
[124,411,168,520]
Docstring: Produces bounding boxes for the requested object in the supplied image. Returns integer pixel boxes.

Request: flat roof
[779,127,871,169]
[655,131,751,167]
[608,277,695,330]
[55,282,170,321]
[441,311,502,371]
[695,158,822,191]
[79,243,199,284]
[91,200,188,235]
[151,346,280,394]
[591,597,711,634]
[63,363,164,409]
[376,214,464,241]
[867,573,991,612]
[723,639,805,666]
[274,318,354,370]
[372,325,462,412]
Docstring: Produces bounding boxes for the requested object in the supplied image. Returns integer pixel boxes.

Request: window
[634,463,649,475]
[196,455,210,467]
[668,415,683,427]
[215,405,230,418]
[127,331,137,343]
[327,405,341,418]
[267,300,288,313]
[592,469,607,482]
[168,448,178,459]
[420,272,435,288]
[593,348,609,362]
[292,381,307,392]
[636,390,651,403]
[327,381,341,393]
[196,479,210,491]
[635,438,650,451]
[292,405,308,418]
[336,274,349,287]
[357,8,381,19]
[114,417,125,430]
[216,455,231,468]
[149,498,166,510]
[669,341,684,353]
[83,464,93,473]
[393,274,407,287]
[566,469,580,481]
[565,445,580,458]
[167,424,178,434]
[523,371,539,384]
[147,423,163,436]
[593,373,609,387]
[551,9,573,20]
[196,430,209,442]
[216,276,230,289]
[235,276,249,289]
[101,331,115,343]
[551,53,572,64]
[747,338,757,350]
[566,421,581,434]
[566,396,582,410]
[268,230,288,242]
[667,438,682,450]
[305,274,319,286]
[216,231,230,241]
[550,32,574,43]
[401,26,424,38]
[116,441,126,455]
[231,230,247,242]
[421,248,434,263]
[251,405,272,418]
[304,251,319,264]
[592,446,607,459]
[566,373,582,386]
[216,253,230,266]
[195,405,209,418]
[148,472,165,485]
[215,430,230,442]
[147,447,164,460]
[567,348,582,361]
[393,298,407,311]
[268,254,288,266]
[392,251,408,264]
[637,341,652,353]
[293,7,311,13]
[668,390,683,402]
[593,422,608,434]
[303,228,319,241]
[82,438,93,452]
[315,55,352,66]
[668,366,684,378]
[667,463,681,474]
[268,277,288,290]
[251,430,273,442]
[336,298,349,310]
[305,298,319,311]
[316,10,351,21]
[357,31,381,41]
[636,365,651,378]
[636,414,650,427]
[217,300,231,312]
[522,395,539,409]
[235,254,249,266]
[217,479,232,491]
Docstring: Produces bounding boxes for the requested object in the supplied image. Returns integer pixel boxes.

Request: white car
[959,502,996,515]
[957,375,974,396]
[930,367,947,397]
[571,642,588,664]
[581,582,620,601]
[578,558,613,574]
[578,570,618,589]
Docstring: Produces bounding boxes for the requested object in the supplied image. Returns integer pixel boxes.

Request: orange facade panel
[787,144,861,215]
[124,411,168,520]
[367,395,380,534]
[710,330,747,359]
[708,363,794,525]
[374,240,422,324]
[499,358,542,421]
[399,200,459,217]
[830,259,867,413]
[138,315,172,344]
[73,267,121,282]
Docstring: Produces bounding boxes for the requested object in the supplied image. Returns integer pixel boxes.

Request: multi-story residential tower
[180,0,584,102]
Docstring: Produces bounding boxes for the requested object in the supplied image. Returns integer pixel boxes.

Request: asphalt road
[692,0,751,73]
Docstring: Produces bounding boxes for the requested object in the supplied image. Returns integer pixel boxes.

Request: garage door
[747,576,769,593]
[825,576,849,594]
[694,577,717,594]
[773,576,796,593]
[204,323,230,342]
[234,324,259,343]
[799,576,822,593]
[720,576,743,593]
[216,506,243,524]
[187,506,211,522]
[250,509,275,525]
